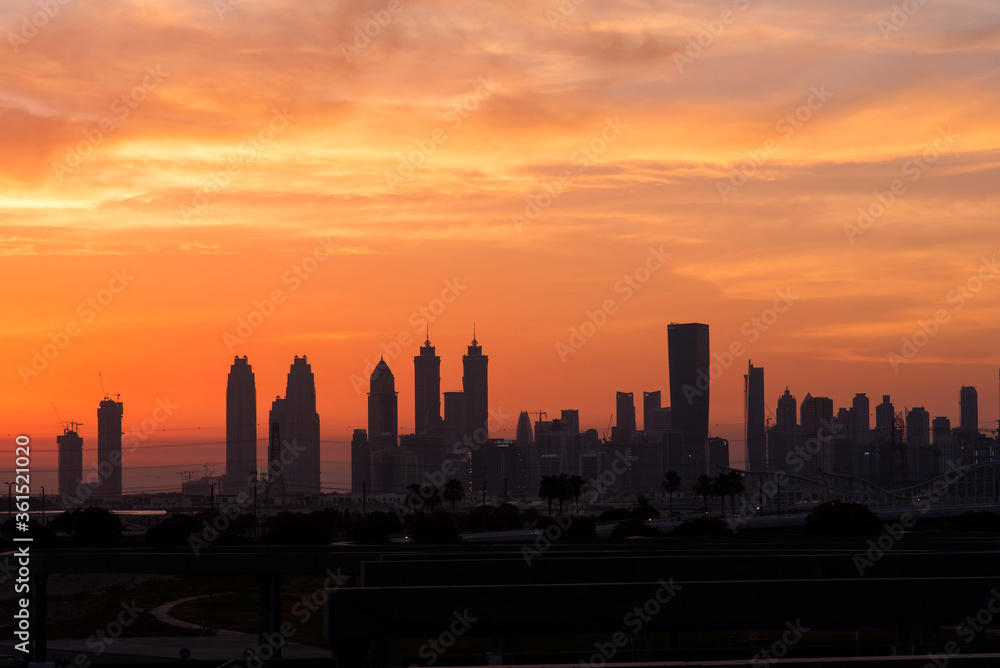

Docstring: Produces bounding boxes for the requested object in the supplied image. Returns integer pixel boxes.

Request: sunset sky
[2,0,998,494]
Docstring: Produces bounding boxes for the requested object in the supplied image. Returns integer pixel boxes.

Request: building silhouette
[615,391,636,443]
[668,322,710,484]
[799,393,833,478]
[57,424,83,502]
[462,332,489,441]
[225,355,257,494]
[744,362,765,471]
[960,386,978,433]
[351,429,369,495]
[414,333,442,436]
[368,358,398,447]
[269,356,321,498]
[96,396,124,503]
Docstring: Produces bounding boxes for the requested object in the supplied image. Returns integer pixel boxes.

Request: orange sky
[2,0,999,494]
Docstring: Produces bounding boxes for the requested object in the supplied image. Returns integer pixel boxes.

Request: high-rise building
[225,356,257,494]
[414,333,441,436]
[269,356,321,497]
[560,409,580,434]
[368,357,398,447]
[799,393,833,477]
[776,388,797,432]
[668,322,710,456]
[96,396,124,503]
[906,407,930,447]
[351,429,370,495]
[960,386,978,433]
[615,391,636,443]
[463,332,489,441]
[57,425,83,503]
[744,361,765,471]
[516,411,536,495]
[642,391,661,431]
[851,393,870,444]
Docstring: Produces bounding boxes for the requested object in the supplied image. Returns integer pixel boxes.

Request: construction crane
[528,410,547,422]
[51,402,83,433]
[603,413,614,441]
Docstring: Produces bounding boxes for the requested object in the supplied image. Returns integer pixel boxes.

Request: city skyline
[24,328,1000,497]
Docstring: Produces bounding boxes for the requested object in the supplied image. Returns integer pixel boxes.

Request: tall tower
[96,396,124,503]
[960,386,978,433]
[668,323,710,475]
[462,330,489,442]
[368,357,398,447]
[269,356,321,498]
[851,393,870,443]
[799,393,833,477]
[414,332,441,436]
[776,388,797,431]
[744,361,765,470]
[615,392,636,443]
[57,424,83,503]
[642,391,661,431]
[351,429,370,495]
[225,356,257,494]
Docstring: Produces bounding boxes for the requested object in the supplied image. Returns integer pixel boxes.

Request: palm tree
[539,475,561,517]
[443,478,465,514]
[405,483,424,510]
[422,484,442,512]
[555,473,573,514]
[725,471,745,516]
[714,473,731,515]
[693,474,713,514]
[567,475,586,510]
[661,471,680,519]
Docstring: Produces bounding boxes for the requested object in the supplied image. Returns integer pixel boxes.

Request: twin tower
[226,355,320,498]
[368,333,490,447]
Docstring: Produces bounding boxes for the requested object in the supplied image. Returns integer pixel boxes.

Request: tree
[556,473,573,514]
[693,475,713,514]
[539,475,561,517]
[422,485,442,512]
[725,471,745,516]
[50,506,123,547]
[567,475,586,509]
[661,471,680,519]
[443,478,465,514]
[714,473,731,515]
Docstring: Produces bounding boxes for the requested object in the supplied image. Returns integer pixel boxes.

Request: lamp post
[210,482,217,513]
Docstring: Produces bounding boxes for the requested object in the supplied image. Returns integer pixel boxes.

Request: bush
[611,519,661,539]
[804,500,881,534]
[49,506,123,547]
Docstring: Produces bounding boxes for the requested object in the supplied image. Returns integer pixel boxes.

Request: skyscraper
[269,356,321,497]
[744,361,765,470]
[960,386,978,433]
[96,396,124,503]
[414,333,441,436]
[799,393,833,477]
[668,323,710,478]
[851,393,870,443]
[351,428,370,495]
[225,355,257,494]
[57,424,83,502]
[560,409,580,434]
[368,357,398,447]
[463,331,489,441]
[642,391,661,431]
[615,391,636,443]
[906,407,930,447]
